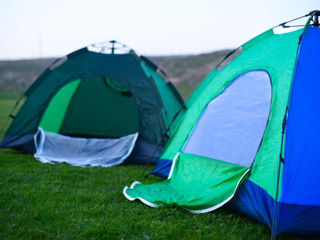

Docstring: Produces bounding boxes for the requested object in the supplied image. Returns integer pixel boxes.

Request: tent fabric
[124,152,249,212]
[281,26,320,206]
[125,139,162,165]
[150,158,172,178]
[231,179,320,235]
[56,77,139,138]
[34,128,138,167]
[39,79,81,133]
[140,61,183,134]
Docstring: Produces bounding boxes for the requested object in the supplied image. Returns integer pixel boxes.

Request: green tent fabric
[123,12,320,236]
[124,153,249,212]
[0,41,184,159]
[57,77,139,138]
[39,79,81,133]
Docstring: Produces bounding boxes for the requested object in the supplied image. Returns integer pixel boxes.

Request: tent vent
[217,47,242,71]
[49,57,68,71]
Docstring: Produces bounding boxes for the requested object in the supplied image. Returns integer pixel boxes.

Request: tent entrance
[40,77,139,138]
[37,77,140,167]
[124,70,272,212]
[183,70,272,167]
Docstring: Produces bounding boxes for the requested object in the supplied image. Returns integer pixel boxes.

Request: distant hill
[151,50,230,87]
[0,50,231,93]
[0,58,55,92]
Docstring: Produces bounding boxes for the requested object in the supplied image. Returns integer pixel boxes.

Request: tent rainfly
[0,41,184,167]
[124,11,320,237]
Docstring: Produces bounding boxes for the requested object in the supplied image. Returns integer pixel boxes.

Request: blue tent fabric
[0,134,35,152]
[151,158,172,178]
[230,180,274,229]
[125,139,162,165]
[281,26,320,206]
[277,203,320,235]
[230,180,320,235]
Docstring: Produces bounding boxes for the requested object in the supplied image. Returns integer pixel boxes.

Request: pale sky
[0,0,319,59]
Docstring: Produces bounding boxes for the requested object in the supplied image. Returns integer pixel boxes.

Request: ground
[0,92,317,240]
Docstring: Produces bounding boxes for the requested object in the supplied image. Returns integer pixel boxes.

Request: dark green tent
[0,41,184,165]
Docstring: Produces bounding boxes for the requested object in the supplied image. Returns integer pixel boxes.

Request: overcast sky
[0,0,319,59]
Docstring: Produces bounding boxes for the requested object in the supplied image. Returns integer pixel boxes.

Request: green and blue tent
[124,11,320,236]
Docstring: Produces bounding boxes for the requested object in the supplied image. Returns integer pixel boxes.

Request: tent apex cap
[87,40,133,55]
[310,10,320,16]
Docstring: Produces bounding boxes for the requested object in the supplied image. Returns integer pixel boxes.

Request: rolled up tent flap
[34,128,138,167]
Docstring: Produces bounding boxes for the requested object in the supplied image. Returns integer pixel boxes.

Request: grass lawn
[0,92,316,240]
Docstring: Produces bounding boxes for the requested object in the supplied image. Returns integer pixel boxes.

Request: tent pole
[141,104,186,178]
[270,108,287,240]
